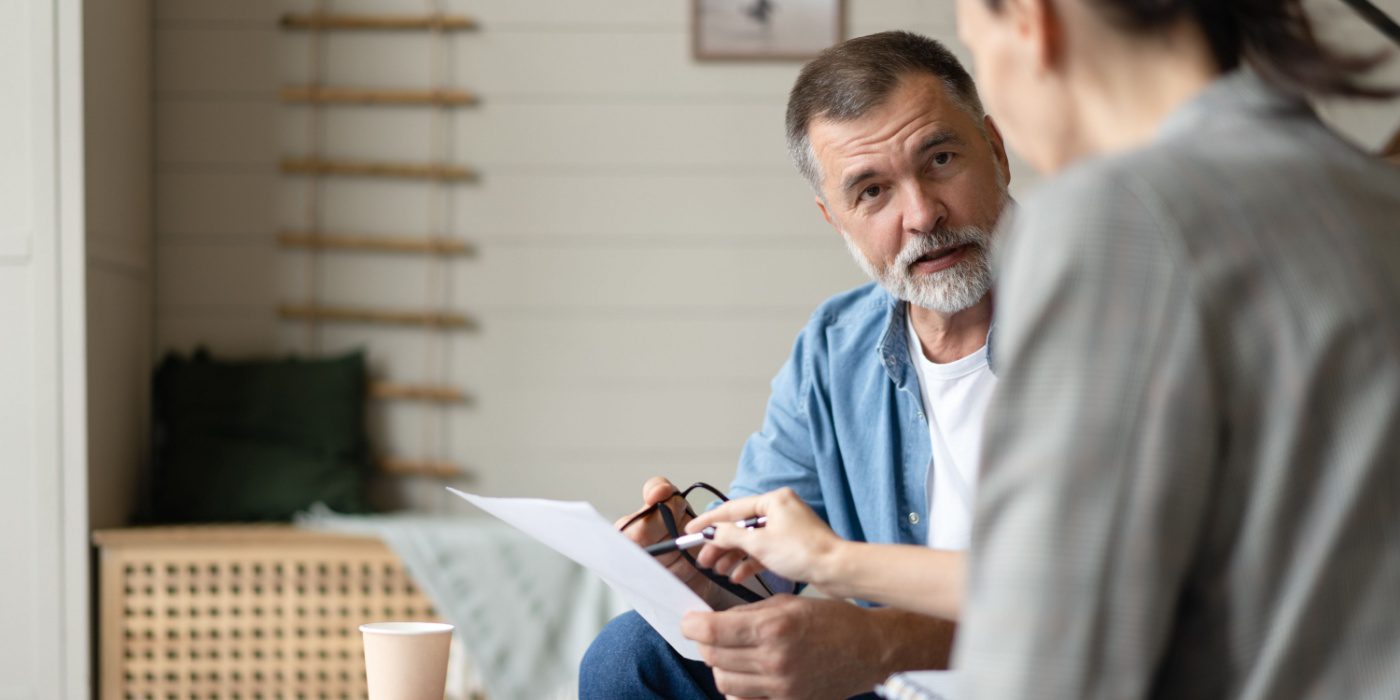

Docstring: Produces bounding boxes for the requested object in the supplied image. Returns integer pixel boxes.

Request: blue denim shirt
[730,282,979,548]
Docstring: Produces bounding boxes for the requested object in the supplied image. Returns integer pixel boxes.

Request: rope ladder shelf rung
[377,457,470,479]
[369,382,468,404]
[279,304,475,330]
[281,158,477,182]
[280,86,478,106]
[278,231,474,255]
[280,13,478,31]
[285,9,475,490]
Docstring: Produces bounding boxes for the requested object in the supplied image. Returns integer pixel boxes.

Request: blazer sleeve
[956,169,1222,698]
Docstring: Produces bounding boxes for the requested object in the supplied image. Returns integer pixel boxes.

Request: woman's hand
[686,487,842,586]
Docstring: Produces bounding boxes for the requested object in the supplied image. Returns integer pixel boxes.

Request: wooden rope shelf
[378,457,469,479]
[369,382,468,404]
[279,231,474,255]
[280,13,478,31]
[281,158,477,182]
[279,304,474,330]
[280,86,478,106]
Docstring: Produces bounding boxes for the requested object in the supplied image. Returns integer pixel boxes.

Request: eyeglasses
[619,482,775,604]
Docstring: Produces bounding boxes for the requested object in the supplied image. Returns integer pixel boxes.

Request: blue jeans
[579,611,880,699]
[580,611,724,699]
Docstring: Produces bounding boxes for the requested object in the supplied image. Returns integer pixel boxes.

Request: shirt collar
[877,292,997,387]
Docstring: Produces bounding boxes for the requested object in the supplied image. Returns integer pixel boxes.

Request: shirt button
[908,512,921,525]
[916,411,926,420]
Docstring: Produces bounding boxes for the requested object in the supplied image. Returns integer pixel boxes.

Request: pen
[644,516,767,557]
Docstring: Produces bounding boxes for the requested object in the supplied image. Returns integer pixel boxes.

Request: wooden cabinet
[94,526,438,700]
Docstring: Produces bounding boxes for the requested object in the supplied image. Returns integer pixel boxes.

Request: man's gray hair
[786,31,986,194]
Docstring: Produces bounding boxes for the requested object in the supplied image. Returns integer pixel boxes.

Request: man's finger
[696,643,768,674]
[682,610,762,647]
[711,668,772,699]
[616,506,670,544]
[642,476,679,506]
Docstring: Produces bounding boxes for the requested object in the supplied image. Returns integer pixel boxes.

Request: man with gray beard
[581,31,1012,700]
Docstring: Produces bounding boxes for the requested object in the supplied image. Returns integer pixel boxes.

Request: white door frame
[0,0,89,697]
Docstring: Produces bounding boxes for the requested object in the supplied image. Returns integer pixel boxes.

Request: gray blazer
[957,71,1400,699]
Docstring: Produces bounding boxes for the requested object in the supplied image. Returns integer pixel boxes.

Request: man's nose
[903,184,946,235]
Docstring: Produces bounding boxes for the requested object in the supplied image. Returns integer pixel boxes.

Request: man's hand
[681,594,955,700]
[615,476,717,599]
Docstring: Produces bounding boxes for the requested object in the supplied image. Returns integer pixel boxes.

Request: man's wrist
[815,604,955,695]
[865,607,956,674]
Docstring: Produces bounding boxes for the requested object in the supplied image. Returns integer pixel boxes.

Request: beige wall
[153,0,1398,519]
[87,0,154,530]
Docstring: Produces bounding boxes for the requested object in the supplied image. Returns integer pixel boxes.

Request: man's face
[810,73,1010,314]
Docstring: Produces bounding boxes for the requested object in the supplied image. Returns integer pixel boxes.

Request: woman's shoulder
[1012,154,1169,247]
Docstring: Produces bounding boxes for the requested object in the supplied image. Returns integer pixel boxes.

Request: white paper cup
[360,621,454,700]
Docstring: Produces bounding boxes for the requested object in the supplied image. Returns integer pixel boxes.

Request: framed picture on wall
[693,0,846,61]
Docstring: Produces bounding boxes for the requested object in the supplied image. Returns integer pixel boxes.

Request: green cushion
[152,349,372,522]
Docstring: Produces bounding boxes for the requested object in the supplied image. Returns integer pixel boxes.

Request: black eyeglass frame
[619,481,776,604]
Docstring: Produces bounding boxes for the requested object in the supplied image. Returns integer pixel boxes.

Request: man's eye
[860,185,882,200]
[932,152,955,167]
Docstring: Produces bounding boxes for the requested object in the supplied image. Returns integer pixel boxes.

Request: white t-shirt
[906,313,997,550]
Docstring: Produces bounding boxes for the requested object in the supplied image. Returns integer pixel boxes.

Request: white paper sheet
[447,488,711,660]
[876,670,961,699]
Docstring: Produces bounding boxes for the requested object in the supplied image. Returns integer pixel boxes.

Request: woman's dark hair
[985,0,1392,98]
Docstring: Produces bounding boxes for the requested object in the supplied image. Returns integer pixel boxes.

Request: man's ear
[985,115,1012,188]
[815,195,836,229]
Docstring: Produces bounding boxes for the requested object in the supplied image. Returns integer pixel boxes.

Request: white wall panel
[275,102,792,168]
[154,0,1400,517]
[278,173,823,240]
[295,311,806,390]
[257,245,862,311]
[278,31,800,97]
[279,0,681,27]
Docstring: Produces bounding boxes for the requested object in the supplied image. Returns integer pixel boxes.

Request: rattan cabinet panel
[95,526,438,700]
